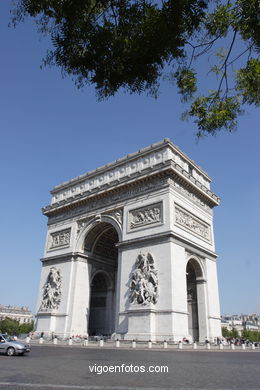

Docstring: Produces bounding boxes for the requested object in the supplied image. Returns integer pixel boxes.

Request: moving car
[0,334,31,356]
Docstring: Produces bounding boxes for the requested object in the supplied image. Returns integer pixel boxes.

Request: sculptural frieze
[40,267,62,310]
[49,229,71,249]
[129,203,162,230]
[129,252,158,305]
[175,206,211,241]
[170,179,211,213]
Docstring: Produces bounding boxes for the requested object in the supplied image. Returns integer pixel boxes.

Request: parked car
[0,334,31,356]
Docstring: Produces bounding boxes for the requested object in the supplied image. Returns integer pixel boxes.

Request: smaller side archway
[186,257,207,342]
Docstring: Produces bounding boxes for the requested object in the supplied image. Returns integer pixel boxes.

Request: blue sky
[0,1,259,316]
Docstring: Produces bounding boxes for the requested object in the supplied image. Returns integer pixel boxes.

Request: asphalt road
[0,345,259,390]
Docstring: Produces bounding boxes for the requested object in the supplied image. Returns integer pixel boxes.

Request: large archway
[84,222,119,337]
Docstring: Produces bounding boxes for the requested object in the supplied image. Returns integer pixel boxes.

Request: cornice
[116,230,218,260]
[43,165,169,216]
[40,251,113,263]
[50,139,211,194]
[47,139,218,209]
[43,162,219,219]
[40,231,218,264]
[122,309,189,315]
[167,161,219,205]
[41,252,75,264]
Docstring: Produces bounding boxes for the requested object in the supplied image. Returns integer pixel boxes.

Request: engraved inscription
[175,206,211,241]
[129,202,162,230]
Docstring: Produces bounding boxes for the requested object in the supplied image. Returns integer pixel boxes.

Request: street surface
[0,345,259,390]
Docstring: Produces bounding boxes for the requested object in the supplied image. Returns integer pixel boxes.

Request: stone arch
[90,269,114,290]
[79,218,121,337]
[186,255,205,279]
[75,214,122,253]
[186,255,207,342]
[85,222,119,261]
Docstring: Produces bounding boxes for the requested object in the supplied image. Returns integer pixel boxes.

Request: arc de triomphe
[35,139,221,342]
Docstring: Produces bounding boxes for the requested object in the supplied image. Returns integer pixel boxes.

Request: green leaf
[236,58,260,105]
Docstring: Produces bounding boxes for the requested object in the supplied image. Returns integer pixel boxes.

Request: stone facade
[221,314,260,333]
[0,305,33,324]
[35,139,221,341]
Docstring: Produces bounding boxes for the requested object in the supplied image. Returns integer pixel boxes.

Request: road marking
[0,383,175,390]
[2,385,258,390]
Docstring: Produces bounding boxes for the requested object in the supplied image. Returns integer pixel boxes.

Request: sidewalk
[24,338,260,352]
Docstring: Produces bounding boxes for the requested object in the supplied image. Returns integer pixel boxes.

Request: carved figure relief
[170,179,211,213]
[49,229,71,249]
[77,218,91,236]
[129,203,163,230]
[76,209,123,236]
[175,206,211,241]
[106,208,123,225]
[129,252,158,305]
[40,267,62,310]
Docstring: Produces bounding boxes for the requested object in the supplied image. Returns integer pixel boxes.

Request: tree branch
[228,44,253,67]
[217,30,237,97]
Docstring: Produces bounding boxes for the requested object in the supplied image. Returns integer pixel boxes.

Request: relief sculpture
[77,209,123,236]
[175,206,210,241]
[129,203,162,230]
[40,267,62,310]
[129,252,158,305]
[50,229,71,249]
[107,208,123,225]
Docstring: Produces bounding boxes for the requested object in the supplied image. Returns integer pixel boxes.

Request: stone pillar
[106,287,114,335]
[205,259,221,340]
[114,249,126,336]
[68,258,91,337]
[196,278,209,343]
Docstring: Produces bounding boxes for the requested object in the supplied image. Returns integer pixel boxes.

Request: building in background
[0,305,33,324]
[221,314,260,334]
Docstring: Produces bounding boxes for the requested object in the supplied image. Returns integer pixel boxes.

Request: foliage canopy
[241,329,260,342]
[0,318,33,335]
[0,318,20,335]
[222,327,260,342]
[12,0,259,136]
[221,326,239,338]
